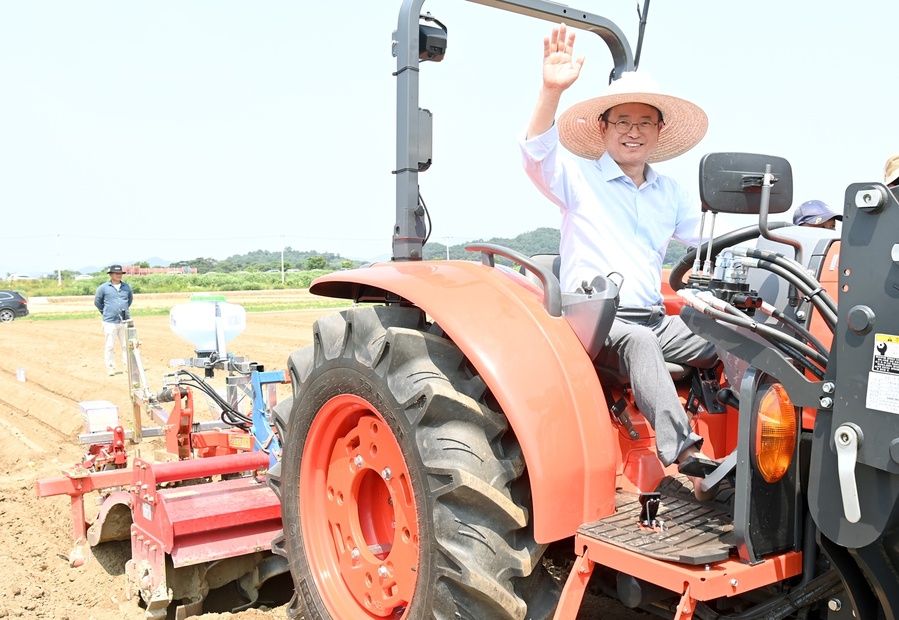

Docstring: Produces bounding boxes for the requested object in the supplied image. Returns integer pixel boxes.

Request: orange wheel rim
[301,394,419,618]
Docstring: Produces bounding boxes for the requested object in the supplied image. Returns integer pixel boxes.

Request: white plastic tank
[169,294,246,353]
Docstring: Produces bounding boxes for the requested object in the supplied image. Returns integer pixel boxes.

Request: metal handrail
[466,243,562,317]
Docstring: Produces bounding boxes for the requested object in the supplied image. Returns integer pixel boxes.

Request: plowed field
[0,289,643,619]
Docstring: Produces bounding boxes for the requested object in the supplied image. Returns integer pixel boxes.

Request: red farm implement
[37,302,290,618]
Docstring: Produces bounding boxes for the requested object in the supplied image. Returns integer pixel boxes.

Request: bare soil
[0,289,645,620]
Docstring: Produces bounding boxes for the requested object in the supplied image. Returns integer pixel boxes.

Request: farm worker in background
[94,264,133,376]
[792,199,842,230]
[519,24,718,499]
[885,153,899,189]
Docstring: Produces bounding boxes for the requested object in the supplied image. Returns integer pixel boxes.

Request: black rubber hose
[686,296,828,374]
[745,248,838,316]
[760,304,829,357]
[751,259,837,328]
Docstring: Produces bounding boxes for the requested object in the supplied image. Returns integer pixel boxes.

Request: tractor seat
[520,254,562,289]
[520,254,693,384]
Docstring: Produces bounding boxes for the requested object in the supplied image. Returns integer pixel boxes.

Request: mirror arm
[758,164,804,307]
[758,164,803,267]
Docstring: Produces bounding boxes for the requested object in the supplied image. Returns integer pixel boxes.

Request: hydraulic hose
[758,250,837,314]
[679,290,828,377]
[175,369,253,429]
[683,290,827,366]
[758,301,829,358]
[757,260,837,329]
[737,256,838,329]
[734,247,838,317]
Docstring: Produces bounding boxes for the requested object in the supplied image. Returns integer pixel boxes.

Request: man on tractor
[519,23,717,498]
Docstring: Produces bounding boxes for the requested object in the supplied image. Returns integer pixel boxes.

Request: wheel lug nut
[382,467,392,481]
[354,455,364,468]
[378,565,388,579]
[351,548,361,561]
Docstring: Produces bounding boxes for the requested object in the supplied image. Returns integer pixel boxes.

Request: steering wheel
[668,221,792,291]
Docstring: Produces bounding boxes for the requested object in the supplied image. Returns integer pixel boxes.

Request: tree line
[423,227,689,268]
[167,248,358,274]
[28,231,688,282]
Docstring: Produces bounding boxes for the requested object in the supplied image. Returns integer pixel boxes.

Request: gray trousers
[595,305,718,466]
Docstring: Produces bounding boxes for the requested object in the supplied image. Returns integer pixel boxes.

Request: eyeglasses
[606,119,659,133]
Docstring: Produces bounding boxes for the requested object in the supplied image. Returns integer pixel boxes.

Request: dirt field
[0,289,646,620]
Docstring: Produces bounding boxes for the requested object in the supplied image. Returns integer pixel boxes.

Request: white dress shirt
[520,124,702,307]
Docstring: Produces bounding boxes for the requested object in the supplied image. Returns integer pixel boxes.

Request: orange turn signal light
[754,383,797,483]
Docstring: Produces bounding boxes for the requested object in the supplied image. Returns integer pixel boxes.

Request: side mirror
[699,153,793,214]
[419,20,447,62]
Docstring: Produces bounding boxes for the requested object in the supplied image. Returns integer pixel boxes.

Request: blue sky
[2,1,896,277]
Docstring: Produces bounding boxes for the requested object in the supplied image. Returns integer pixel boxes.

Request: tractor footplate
[578,477,734,565]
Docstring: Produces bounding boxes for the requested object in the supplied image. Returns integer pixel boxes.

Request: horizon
[4,228,563,279]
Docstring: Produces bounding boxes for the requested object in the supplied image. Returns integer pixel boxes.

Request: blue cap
[792,200,842,226]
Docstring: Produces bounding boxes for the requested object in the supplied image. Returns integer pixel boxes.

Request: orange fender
[311,260,618,542]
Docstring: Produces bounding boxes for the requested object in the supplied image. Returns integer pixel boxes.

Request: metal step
[578,477,735,565]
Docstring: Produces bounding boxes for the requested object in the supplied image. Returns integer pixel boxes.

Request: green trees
[423,227,562,261]
[422,228,690,268]
[664,241,689,268]
[170,249,360,274]
[305,256,327,270]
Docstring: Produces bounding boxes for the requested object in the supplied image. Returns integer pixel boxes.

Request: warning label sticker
[866,333,899,414]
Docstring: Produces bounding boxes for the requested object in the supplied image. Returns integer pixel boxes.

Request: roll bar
[392,0,635,261]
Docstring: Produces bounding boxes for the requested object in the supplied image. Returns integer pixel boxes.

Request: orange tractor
[265,1,899,619]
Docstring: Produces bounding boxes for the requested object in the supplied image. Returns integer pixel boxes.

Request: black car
[0,290,29,322]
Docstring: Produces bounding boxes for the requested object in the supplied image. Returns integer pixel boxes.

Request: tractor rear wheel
[267,305,557,620]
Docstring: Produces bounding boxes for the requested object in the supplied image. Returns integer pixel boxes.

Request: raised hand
[542,23,585,92]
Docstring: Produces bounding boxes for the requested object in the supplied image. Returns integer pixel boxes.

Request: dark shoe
[677,455,720,478]
[678,455,721,501]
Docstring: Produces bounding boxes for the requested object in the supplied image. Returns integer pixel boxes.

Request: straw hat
[884,154,899,186]
[558,72,708,162]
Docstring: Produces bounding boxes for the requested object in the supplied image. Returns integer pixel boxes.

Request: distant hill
[65,231,687,274]
[166,248,359,274]
[423,228,561,261]
[422,228,689,267]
